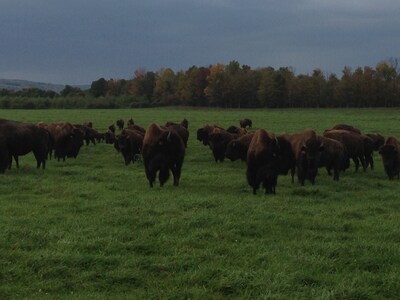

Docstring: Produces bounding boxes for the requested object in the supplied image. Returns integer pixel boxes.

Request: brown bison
[226,133,295,178]
[127,118,135,126]
[127,124,146,134]
[105,130,116,144]
[361,135,375,170]
[323,129,366,172]
[318,135,349,180]
[142,124,185,187]
[328,124,362,135]
[208,128,235,162]
[226,125,247,137]
[0,119,51,172]
[366,133,385,151]
[226,133,255,162]
[117,129,144,165]
[246,129,280,194]
[83,121,93,128]
[379,136,400,180]
[164,124,189,148]
[43,122,84,161]
[288,129,324,185]
[239,118,252,129]
[116,119,125,130]
[73,124,98,146]
[165,118,189,129]
[197,124,224,146]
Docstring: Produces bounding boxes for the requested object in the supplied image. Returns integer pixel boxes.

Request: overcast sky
[0,0,399,85]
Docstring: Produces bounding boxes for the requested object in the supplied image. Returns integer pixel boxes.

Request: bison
[239,118,252,129]
[328,124,362,135]
[323,129,366,172]
[127,124,146,134]
[43,122,84,161]
[83,121,93,128]
[164,124,189,148]
[105,130,116,144]
[127,118,135,126]
[142,124,185,187]
[208,128,235,162]
[116,119,125,130]
[379,136,400,180]
[0,119,51,171]
[246,129,280,194]
[226,133,255,162]
[108,124,116,133]
[73,124,98,146]
[165,118,189,129]
[318,135,349,180]
[117,129,144,165]
[288,129,324,185]
[196,124,224,146]
[361,135,375,170]
[226,125,247,137]
[366,133,385,151]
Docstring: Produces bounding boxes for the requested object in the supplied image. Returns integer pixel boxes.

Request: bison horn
[167,130,172,142]
[302,141,307,148]
[275,136,280,148]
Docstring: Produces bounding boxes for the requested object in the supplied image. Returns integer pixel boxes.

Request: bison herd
[1,116,399,194]
[196,121,399,194]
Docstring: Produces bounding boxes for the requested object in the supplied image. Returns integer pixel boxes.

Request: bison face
[301,140,324,170]
[117,135,128,151]
[379,145,398,169]
[196,128,209,145]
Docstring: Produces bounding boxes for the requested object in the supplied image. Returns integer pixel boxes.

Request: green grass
[1,107,400,299]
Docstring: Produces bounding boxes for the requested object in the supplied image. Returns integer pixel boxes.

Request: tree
[177,66,209,106]
[90,78,107,97]
[129,69,156,101]
[61,85,84,97]
[154,68,177,104]
[204,64,227,107]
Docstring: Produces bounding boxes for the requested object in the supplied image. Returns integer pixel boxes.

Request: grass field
[1,108,400,299]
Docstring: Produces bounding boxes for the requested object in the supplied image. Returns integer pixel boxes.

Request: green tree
[61,85,84,97]
[154,68,177,104]
[90,78,107,97]
[177,66,209,106]
[204,64,227,107]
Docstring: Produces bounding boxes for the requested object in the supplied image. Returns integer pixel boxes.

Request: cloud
[0,0,399,84]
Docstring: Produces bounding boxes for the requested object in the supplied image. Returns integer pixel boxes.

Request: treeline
[1,59,400,109]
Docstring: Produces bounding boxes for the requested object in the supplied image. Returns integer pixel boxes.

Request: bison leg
[369,155,374,170]
[12,155,19,169]
[253,187,257,195]
[359,155,367,172]
[291,168,295,184]
[333,168,339,181]
[159,166,170,187]
[326,167,332,176]
[171,159,183,186]
[353,157,359,172]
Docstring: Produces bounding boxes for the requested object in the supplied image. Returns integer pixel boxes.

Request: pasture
[1,108,400,299]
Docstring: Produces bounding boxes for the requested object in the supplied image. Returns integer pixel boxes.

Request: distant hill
[0,79,89,93]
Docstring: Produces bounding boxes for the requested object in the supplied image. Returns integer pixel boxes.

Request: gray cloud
[0,0,399,84]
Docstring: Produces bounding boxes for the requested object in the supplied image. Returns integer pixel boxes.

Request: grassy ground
[1,108,400,299]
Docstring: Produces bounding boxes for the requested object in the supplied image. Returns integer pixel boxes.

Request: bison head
[300,139,324,170]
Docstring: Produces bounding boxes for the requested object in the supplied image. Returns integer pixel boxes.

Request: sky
[0,0,399,85]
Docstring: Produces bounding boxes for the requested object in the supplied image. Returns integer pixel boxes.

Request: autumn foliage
[1,59,400,108]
